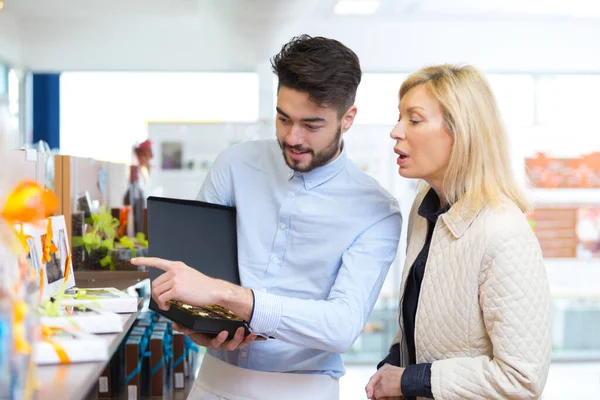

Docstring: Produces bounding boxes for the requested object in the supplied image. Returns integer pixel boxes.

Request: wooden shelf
[75,270,150,291]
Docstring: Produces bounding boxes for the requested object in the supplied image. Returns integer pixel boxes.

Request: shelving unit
[75,270,150,291]
[37,303,141,400]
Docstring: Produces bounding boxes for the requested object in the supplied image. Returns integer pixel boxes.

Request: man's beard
[279,126,343,173]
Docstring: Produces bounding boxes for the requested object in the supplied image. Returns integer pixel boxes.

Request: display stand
[36,303,141,400]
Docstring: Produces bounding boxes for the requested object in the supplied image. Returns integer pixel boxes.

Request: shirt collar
[289,144,348,190]
[418,188,451,223]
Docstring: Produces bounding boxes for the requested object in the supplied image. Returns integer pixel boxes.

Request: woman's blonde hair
[400,64,530,213]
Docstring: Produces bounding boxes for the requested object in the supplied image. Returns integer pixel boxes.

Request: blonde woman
[365,65,552,400]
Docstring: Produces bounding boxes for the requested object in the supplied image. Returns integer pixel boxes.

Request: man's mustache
[283,143,312,153]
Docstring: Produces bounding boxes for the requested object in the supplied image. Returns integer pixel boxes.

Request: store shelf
[36,304,141,400]
[75,270,150,291]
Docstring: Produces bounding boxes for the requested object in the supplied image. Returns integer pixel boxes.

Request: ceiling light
[334,0,380,16]
[0,1,4,11]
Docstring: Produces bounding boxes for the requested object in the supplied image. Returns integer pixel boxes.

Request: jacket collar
[414,187,484,239]
[440,200,484,239]
[288,144,348,191]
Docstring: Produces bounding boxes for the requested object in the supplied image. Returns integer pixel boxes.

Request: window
[0,63,8,97]
[60,72,259,163]
[8,69,19,120]
[537,75,600,127]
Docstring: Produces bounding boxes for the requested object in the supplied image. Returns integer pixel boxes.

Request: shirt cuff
[248,290,282,336]
[401,363,433,398]
[377,343,401,369]
[249,289,256,323]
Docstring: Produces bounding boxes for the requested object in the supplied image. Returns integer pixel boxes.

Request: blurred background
[1,0,600,398]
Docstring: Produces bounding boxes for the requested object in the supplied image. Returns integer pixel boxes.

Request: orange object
[118,206,130,237]
[38,268,45,305]
[1,180,59,256]
[1,180,58,224]
[16,224,33,254]
[64,252,71,282]
[41,326,71,363]
[13,300,32,354]
[41,218,58,264]
[1,181,61,368]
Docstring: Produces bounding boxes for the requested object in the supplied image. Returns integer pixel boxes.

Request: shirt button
[273,257,280,263]
[280,223,287,230]
[241,351,248,358]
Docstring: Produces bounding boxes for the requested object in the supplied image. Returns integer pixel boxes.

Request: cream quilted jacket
[391,191,552,399]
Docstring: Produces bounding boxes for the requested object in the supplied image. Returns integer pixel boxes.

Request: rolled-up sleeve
[402,363,433,398]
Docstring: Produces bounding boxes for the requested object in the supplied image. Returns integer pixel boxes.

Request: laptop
[147,196,249,339]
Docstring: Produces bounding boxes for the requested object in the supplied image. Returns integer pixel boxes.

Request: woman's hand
[365,364,404,399]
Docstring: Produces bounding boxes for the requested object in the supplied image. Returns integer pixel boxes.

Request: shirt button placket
[266,178,297,287]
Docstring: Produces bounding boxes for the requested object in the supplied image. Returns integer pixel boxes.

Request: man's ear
[342,105,357,133]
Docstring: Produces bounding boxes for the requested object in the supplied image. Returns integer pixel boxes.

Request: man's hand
[365,364,404,399]
[173,323,263,351]
[131,257,223,310]
[131,257,254,322]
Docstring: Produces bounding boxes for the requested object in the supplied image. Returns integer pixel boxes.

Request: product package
[58,287,138,313]
[33,327,108,365]
[40,304,123,334]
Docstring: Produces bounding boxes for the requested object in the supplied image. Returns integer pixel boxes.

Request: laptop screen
[146,196,240,285]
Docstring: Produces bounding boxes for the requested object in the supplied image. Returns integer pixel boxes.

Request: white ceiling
[4,0,600,21]
[3,0,600,71]
[5,0,205,19]
[3,0,328,20]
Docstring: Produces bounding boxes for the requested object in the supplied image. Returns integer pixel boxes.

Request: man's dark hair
[271,34,362,118]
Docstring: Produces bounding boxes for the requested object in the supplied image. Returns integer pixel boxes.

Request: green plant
[88,206,120,239]
[72,206,119,270]
[116,232,148,258]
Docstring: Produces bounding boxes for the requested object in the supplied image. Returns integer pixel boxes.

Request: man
[132,35,402,400]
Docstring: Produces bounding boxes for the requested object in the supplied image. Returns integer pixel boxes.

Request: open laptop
[147,196,249,339]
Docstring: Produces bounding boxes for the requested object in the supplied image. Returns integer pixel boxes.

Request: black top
[403,189,450,365]
[378,189,450,399]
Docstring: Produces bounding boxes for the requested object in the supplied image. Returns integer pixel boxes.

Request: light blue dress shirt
[197,139,401,378]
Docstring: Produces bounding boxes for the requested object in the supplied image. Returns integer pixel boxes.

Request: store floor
[340,362,600,399]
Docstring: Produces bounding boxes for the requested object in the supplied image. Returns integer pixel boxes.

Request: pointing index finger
[130,257,172,271]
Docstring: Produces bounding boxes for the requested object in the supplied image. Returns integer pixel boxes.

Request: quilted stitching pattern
[394,200,552,400]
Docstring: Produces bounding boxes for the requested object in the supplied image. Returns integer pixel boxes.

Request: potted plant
[72,207,119,270]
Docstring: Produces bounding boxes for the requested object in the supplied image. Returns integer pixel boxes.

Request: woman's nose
[390,121,405,140]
